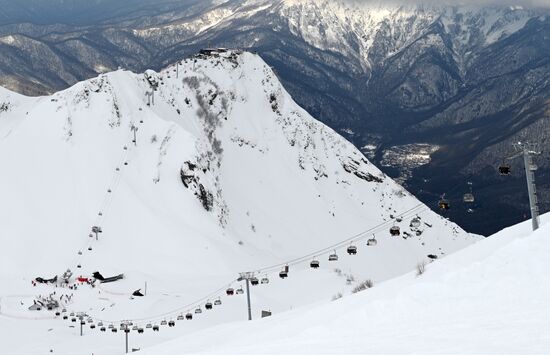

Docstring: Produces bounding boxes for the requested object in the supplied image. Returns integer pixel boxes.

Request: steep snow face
[0,51,478,354]
[140,213,550,355]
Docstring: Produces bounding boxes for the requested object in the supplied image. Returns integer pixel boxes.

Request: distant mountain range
[1,0,549,234]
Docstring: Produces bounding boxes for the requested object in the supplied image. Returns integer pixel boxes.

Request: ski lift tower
[237,272,255,321]
[510,142,542,231]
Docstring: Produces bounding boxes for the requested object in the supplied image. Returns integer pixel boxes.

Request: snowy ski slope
[141,213,550,355]
[0,50,479,354]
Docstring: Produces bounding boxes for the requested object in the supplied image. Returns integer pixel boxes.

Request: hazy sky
[350,0,550,7]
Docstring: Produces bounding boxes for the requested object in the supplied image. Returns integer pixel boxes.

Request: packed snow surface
[141,213,550,355]
[0,50,478,354]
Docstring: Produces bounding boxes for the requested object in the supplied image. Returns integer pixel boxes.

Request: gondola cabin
[390,226,400,236]
[463,193,475,203]
[410,218,421,229]
[499,164,511,175]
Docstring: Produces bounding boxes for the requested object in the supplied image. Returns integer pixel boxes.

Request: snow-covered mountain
[0,50,479,354]
[139,212,550,355]
[0,0,549,235]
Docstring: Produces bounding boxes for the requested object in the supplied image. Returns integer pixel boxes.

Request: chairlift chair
[108,324,114,329]
[153,325,159,332]
[205,302,213,310]
[78,251,82,255]
[146,323,152,329]
[328,251,339,261]
[70,312,75,316]
[112,328,118,333]
[214,299,222,306]
[87,318,93,323]
[168,321,175,327]
[185,313,193,320]
[390,226,401,236]
[90,324,96,329]
[279,269,288,279]
[347,245,357,255]
[177,315,184,321]
[195,307,202,314]
[160,320,167,326]
[250,277,259,286]
[310,259,320,269]
[88,246,92,251]
[132,325,138,330]
[100,327,106,332]
[236,287,244,294]
[261,276,269,284]
[226,288,235,295]
[138,328,144,334]
[63,315,68,320]
[98,322,103,326]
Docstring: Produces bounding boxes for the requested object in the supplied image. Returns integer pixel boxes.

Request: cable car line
[66,204,429,328]
[248,204,427,275]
